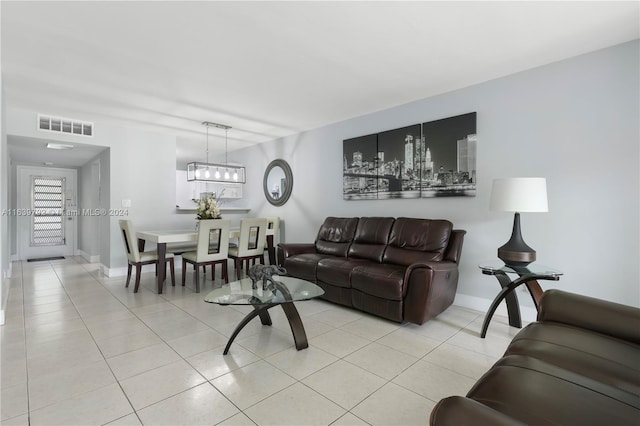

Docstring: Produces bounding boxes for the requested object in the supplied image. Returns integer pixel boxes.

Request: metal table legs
[223,301,308,355]
[481,272,548,338]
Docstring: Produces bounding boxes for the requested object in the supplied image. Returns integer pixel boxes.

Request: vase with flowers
[195,194,222,230]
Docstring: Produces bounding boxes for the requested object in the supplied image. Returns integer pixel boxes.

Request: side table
[479,262,562,338]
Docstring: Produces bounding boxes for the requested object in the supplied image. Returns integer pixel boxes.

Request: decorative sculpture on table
[248,264,287,291]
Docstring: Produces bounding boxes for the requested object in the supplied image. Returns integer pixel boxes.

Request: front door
[17,166,77,260]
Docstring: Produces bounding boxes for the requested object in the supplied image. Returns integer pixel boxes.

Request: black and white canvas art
[342,112,477,200]
[421,112,477,197]
[343,134,378,200]
[376,124,422,199]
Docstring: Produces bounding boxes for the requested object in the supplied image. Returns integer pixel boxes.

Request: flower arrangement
[195,194,222,220]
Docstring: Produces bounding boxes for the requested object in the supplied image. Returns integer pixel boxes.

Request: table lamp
[490,177,548,267]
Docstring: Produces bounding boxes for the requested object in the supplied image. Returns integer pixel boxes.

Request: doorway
[17,166,77,260]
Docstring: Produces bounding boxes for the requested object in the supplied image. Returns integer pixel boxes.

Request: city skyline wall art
[343,112,477,200]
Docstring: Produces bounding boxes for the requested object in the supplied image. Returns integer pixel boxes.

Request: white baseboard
[101,264,160,278]
[453,292,538,323]
[0,274,7,326]
[2,262,12,280]
[102,264,127,277]
[78,250,101,263]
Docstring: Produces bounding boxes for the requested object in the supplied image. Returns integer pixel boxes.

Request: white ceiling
[7,135,107,168]
[2,1,638,168]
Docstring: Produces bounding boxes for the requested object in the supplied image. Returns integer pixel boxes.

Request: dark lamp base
[498,212,536,267]
[498,248,536,267]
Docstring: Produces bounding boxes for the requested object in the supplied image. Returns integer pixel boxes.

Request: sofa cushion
[347,217,394,262]
[317,258,369,288]
[466,355,640,425]
[351,263,406,301]
[284,253,333,282]
[315,217,359,257]
[383,218,452,266]
[506,322,640,395]
[431,396,527,426]
[352,290,403,322]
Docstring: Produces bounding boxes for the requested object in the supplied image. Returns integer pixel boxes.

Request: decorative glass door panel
[31,176,66,246]
[31,176,66,247]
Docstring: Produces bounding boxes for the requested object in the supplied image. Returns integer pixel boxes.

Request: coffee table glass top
[204,276,324,306]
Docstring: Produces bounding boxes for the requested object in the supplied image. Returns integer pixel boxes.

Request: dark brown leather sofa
[430,289,640,426]
[278,217,466,325]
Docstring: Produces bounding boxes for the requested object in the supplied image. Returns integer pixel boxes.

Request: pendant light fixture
[187,121,246,183]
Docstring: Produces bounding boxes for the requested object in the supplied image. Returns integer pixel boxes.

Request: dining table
[136,227,275,294]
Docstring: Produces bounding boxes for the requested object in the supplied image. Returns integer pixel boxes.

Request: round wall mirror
[263,159,293,206]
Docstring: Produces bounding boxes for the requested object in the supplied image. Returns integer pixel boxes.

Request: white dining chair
[228,218,268,280]
[264,216,280,265]
[181,219,230,293]
[119,219,175,293]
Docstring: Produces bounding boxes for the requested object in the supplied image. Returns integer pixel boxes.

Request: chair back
[195,219,230,262]
[236,218,268,257]
[119,220,141,263]
[265,217,280,245]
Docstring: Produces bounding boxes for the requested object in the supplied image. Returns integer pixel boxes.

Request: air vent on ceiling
[37,114,93,137]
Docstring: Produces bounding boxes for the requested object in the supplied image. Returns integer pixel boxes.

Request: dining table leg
[156,242,167,294]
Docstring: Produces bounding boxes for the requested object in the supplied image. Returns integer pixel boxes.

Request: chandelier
[187,121,246,183]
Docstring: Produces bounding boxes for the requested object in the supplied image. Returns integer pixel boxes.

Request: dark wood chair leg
[126,264,132,288]
[134,264,142,293]
[182,259,187,286]
[235,258,242,280]
[169,259,175,286]
[222,261,228,283]
[195,267,200,293]
[211,263,216,280]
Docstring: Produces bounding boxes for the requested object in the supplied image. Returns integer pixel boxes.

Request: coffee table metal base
[223,301,308,355]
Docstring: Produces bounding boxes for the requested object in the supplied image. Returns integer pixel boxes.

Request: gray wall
[78,151,110,262]
[6,109,177,272]
[2,40,637,318]
[0,72,9,324]
[237,41,640,310]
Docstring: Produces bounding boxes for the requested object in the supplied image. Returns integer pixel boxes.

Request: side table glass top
[204,276,324,306]
[479,261,562,277]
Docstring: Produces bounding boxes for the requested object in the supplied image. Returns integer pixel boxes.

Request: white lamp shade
[490,177,548,212]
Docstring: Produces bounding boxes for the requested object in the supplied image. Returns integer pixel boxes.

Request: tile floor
[1,257,523,425]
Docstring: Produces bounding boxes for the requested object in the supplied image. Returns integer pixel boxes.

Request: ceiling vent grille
[37,114,93,137]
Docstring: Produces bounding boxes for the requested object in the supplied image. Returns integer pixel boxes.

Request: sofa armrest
[538,289,640,344]
[402,261,459,324]
[278,243,316,259]
[430,396,525,426]
[406,261,458,275]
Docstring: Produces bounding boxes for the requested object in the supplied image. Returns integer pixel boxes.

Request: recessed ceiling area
[8,136,107,169]
[2,1,638,167]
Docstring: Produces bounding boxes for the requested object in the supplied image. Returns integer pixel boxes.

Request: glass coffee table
[204,276,324,354]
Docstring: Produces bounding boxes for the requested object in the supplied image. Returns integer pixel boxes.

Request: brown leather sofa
[278,217,466,325]
[430,289,640,425]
